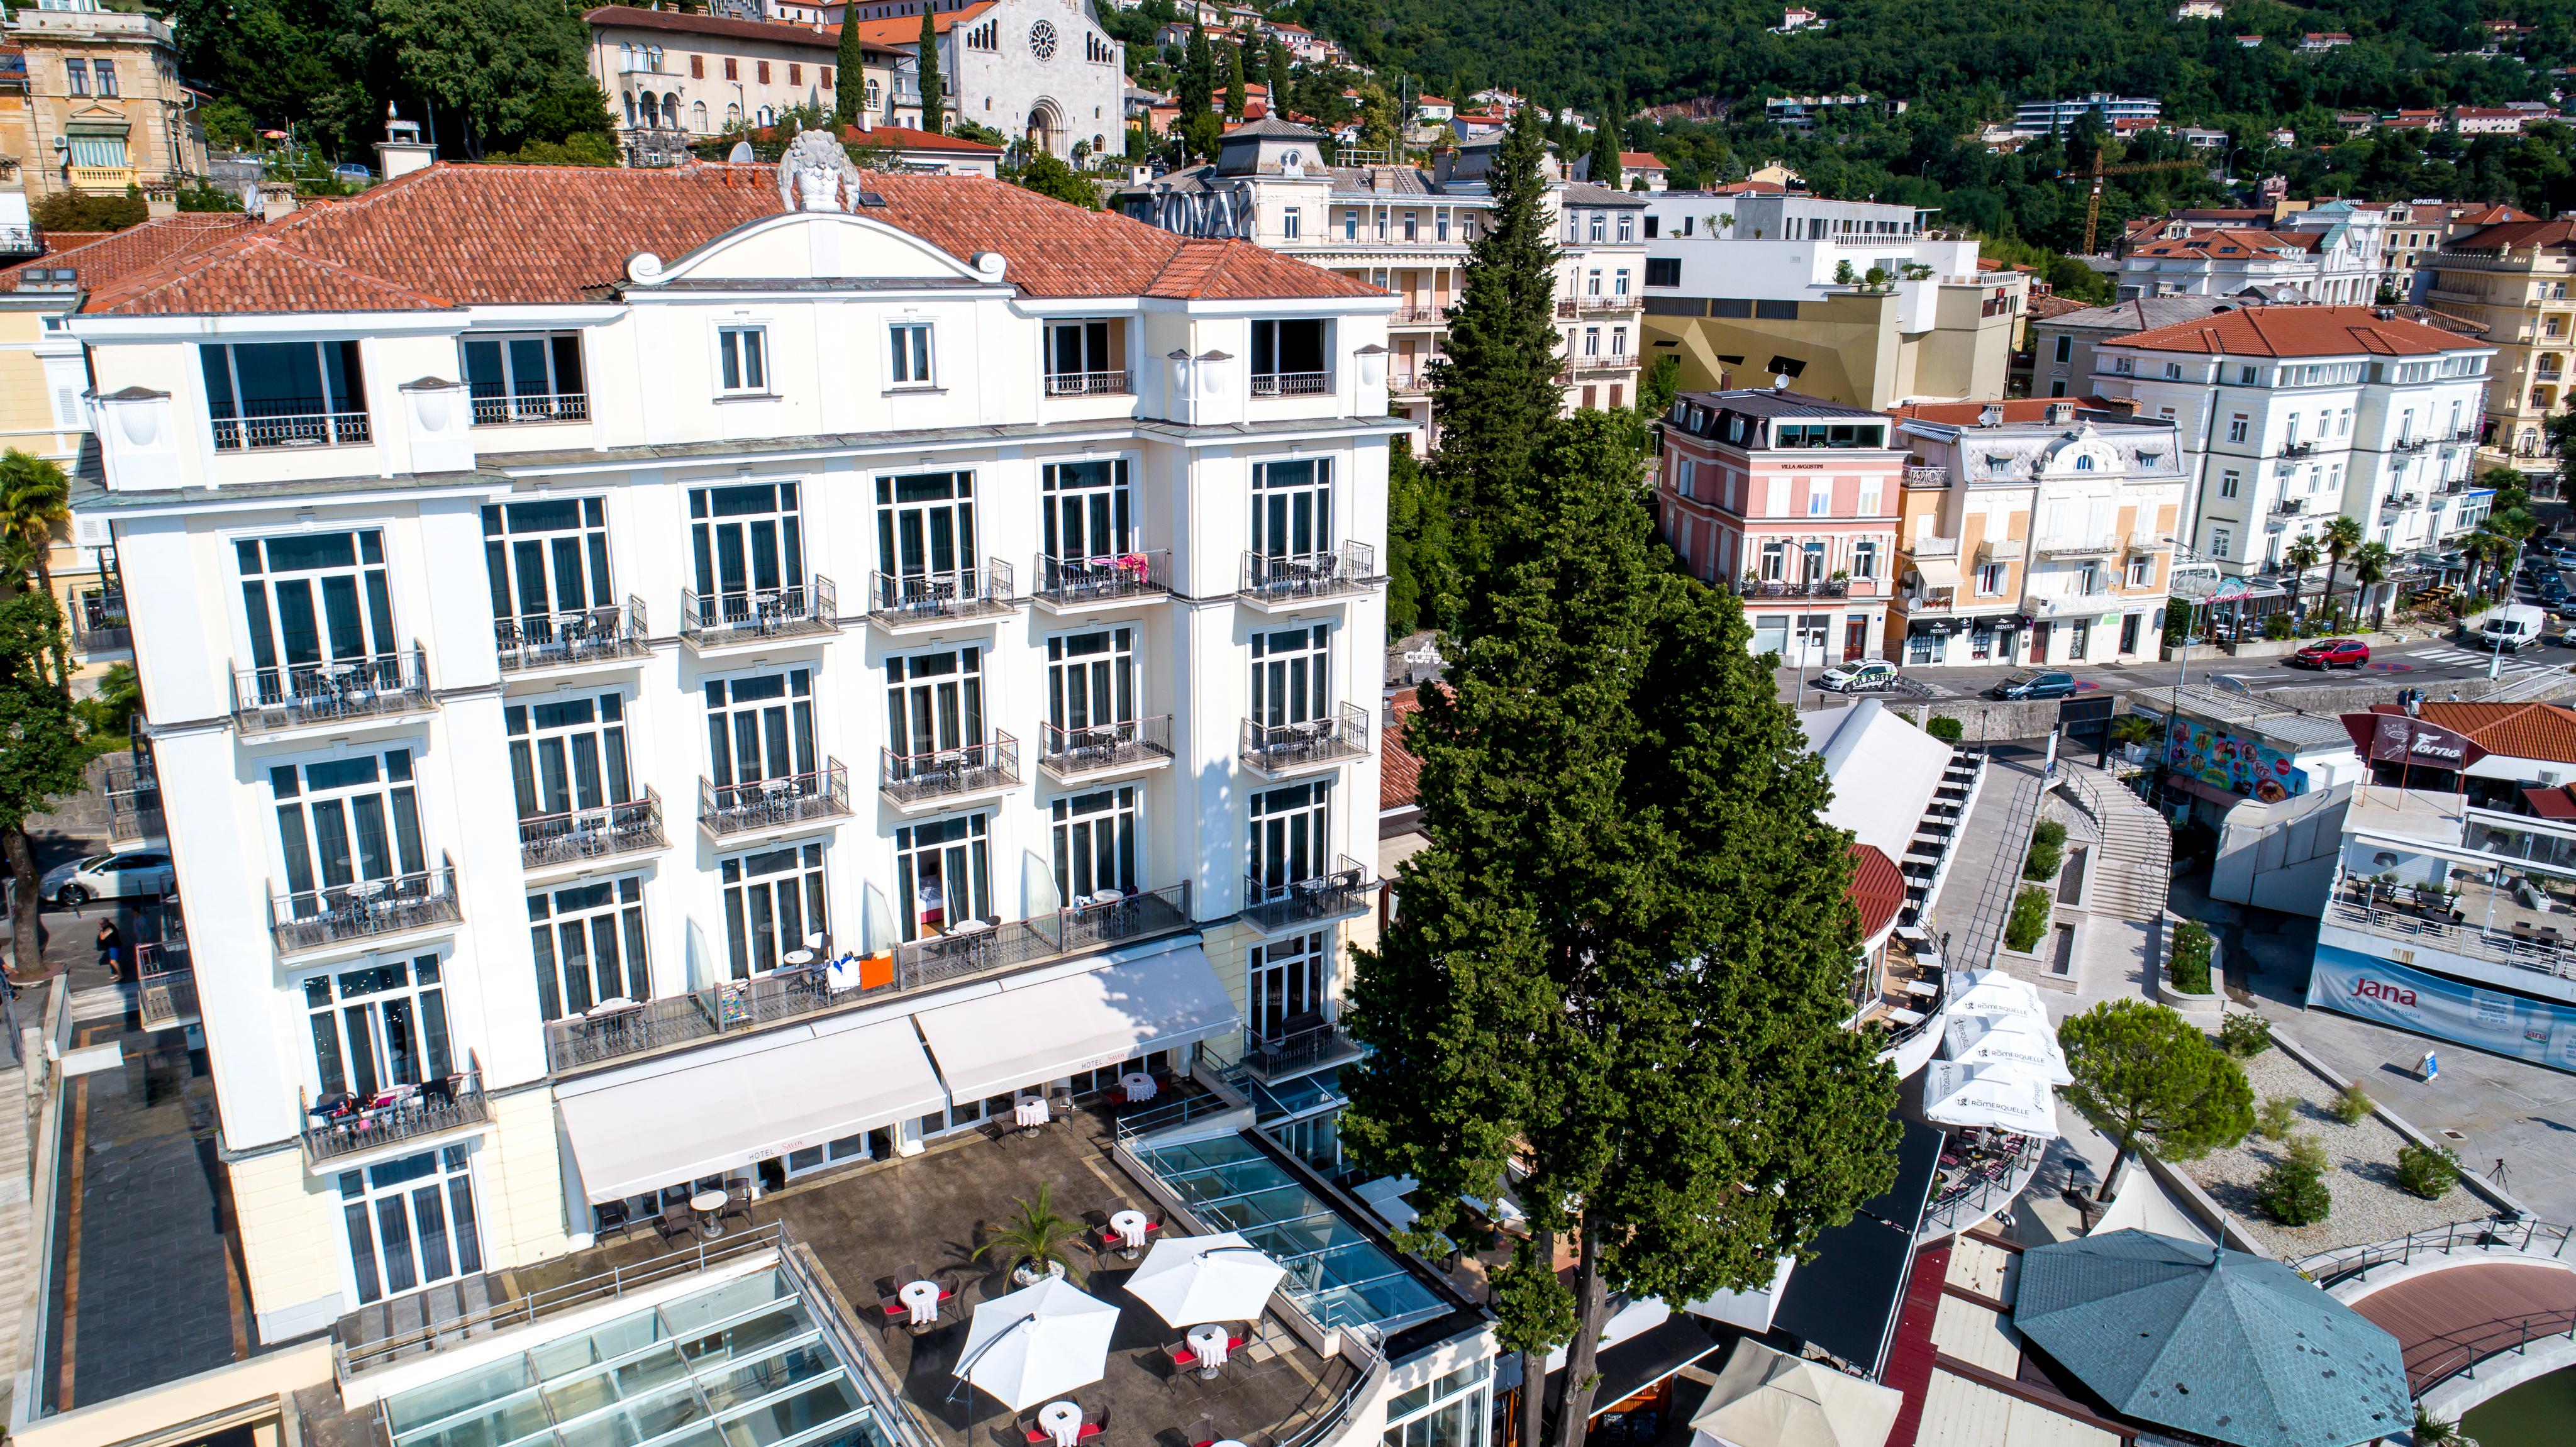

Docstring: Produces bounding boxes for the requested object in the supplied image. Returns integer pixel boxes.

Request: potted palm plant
[976,1184,1086,1286]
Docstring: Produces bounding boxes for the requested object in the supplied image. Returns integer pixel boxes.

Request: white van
[2481,602,2548,653]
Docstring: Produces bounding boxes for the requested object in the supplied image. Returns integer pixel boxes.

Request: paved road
[1776,638,2575,710]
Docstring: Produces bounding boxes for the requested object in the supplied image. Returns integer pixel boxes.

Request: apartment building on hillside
[2377,199,2530,300]
[2087,307,2496,580]
[2012,94,2162,131]
[1638,192,2026,409]
[1883,399,2185,668]
[2117,209,2387,306]
[1,0,206,203]
[2423,216,2576,479]
[60,147,1400,1344]
[584,6,919,164]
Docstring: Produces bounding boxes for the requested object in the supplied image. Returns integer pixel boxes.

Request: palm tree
[974,1184,1086,1283]
[2281,536,2321,619]
[0,448,72,600]
[2350,541,2392,626]
[2319,515,2363,624]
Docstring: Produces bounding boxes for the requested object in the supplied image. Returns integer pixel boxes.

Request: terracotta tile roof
[2025,293,2092,320]
[39,231,110,254]
[2451,218,2576,252]
[1618,150,1665,168]
[845,0,996,47]
[1381,688,1423,809]
[1,213,262,294]
[1887,396,2121,424]
[1848,843,1906,943]
[2130,227,2309,259]
[2453,204,2534,226]
[841,123,1002,154]
[2405,701,2576,763]
[77,161,1380,316]
[584,5,855,52]
[2106,305,2484,358]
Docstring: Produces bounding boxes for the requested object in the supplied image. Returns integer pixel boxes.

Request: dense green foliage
[836,16,870,128]
[1015,151,1102,209]
[31,188,147,234]
[2257,1135,2333,1225]
[2167,921,2212,994]
[2005,885,2052,951]
[919,6,946,135]
[2220,1010,2274,1058]
[2058,999,2254,1198]
[1924,715,1963,743]
[2395,1141,2462,1199]
[0,452,92,978]
[2023,819,2067,882]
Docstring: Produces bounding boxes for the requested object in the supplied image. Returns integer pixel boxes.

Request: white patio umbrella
[1941,1011,2074,1086]
[1124,1231,1288,1328]
[1920,1059,2061,1137]
[1690,1341,1904,1447]
[952,1276,1122,1412]
[1946,970,2049,1021]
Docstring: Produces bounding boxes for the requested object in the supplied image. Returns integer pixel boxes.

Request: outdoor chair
[721,1180,754,1229]
[654,1200,697,1249]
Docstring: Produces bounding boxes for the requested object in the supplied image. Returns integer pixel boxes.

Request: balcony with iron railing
[1735,575,1852,599]
[1243,855,1378,933]
[104,760,162,843]
[1040,716,1175,783]
[880,733,1021,809]
[1389,371,1435,396]
[1044,370,1133,397]
[301,1074,491,1169]
[1240,703,1372,778]
[270,857,462,956]
[136,958,197,1033]
[470,391,589,426]
[1904,466,1952,488]
[496,597,650,673]
[542,883,1194,1073]
[679,579,838,651]
[1238,543,1381,609]
[521,789,669,870]
[865,562,1016,630]
[2271,497,2306,516]
[231,645,433,735]
[697,763,853,839]
[1251,370,1333,396]
[2277,440,2318,458]
[74,592,129,654]
[1387,303,1448,325]
[1898,590,1956,614]
[1238,1019,1365,1084]
[1032,552,1167,613]
[211,397,372,451]
[2392,434,2436,453]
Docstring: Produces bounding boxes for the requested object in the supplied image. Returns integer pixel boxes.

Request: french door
[689,482,803,620]
[1042,460,1131,562]
[706,670,816,789]
[1250,931,1325,1038]
[1248,780,1330,892]
[1252,459,1331,563]
[482,497,613,631]
[1252,625,1328,728]
[886,649,984,768]
[237,528,398,686]
[1048,629,1135,731]
[341,1147,481,1305]
[1052,786,1138,903]
[875,470,977,604]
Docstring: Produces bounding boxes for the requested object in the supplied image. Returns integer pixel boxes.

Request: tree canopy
[2058,999,2253,1199]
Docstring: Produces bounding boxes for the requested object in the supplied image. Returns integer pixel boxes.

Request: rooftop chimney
[2046,400,2074,424]
[377,102,436,181]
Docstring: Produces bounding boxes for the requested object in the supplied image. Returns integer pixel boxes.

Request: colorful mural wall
[2167,720,2311,804]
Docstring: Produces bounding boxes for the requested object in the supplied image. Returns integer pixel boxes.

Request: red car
[2290,638,2370,669]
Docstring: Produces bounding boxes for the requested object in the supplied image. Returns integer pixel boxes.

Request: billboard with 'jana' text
[2308,944,2576,1073]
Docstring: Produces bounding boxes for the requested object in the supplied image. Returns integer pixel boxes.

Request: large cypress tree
[1426,103,1565,599]
[1178,23,1214,126]
[834,14,867,128]
[1223,43,1246,121]
[1343,410,1902,1447]
[1587,96,1622,187]
[916,5,945,135]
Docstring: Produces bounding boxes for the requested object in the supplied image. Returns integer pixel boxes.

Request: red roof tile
[585,5,863,52]
[2406,701,2576,763]
[1,213,262,294]
[79,161,1379,316]
[2453,218,2576,252]
[1381,689,1423,810]
[1888,396,2117,424]
[844,0,996,47]
[841,123,1002,154]
[2106,305,2484,358]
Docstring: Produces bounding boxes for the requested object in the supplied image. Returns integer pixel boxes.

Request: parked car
[38,849,173,907]
[2555,550,2576,570]
[2289,638,2370,669]
[332,164,374,187]
[1989,670,2078,701]
[1816,660,1903,693]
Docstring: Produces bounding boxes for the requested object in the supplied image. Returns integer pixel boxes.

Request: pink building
[1655,389,1906,666]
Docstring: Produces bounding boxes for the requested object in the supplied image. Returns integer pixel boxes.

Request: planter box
[2155,914,2223,1022]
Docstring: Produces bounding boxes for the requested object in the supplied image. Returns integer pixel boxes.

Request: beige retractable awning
[555,1013,946,1202]
[913,945,1237,1103]
[1913,558,1962,588]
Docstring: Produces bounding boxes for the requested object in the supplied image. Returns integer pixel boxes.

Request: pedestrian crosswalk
[2390,646,2553,675]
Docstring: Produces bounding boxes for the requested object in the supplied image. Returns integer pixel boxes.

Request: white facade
[70,160,1396,1340]
[2012,94,2162,131]
[1643,193,1973,296]
[934,0,1126,157]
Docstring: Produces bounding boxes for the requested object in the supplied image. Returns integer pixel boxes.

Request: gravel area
[2178,1046,2493,1256]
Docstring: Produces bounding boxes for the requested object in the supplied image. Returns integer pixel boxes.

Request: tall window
[706,669,817,788]
[1042,460,1131,562]
[273,749,426,902]
[1852,539,1879,580]
[2219,469,2241,499]
[1252,458,1331,562]
[718,325,767,394]
[341,1147,480,1306]
[1052,786,1139,903]
[1975,562,2007,596]
[528,877,647,1019]
[65,58,87,96]
[1250,319,1328,390]
[1282,207,1301,240]
[461,333,586,424]
[508,692,632,821]
[1249,780,1330,892]
[722,842,826,977]
[482,498,613,633]
[203,341,369,448]
[887,648,984,765]
[1045,322,1118,387]
[1248,931,1324,1038]
[1759,540,1785,581]
[92,59,118,97]
[896,816,987,940]
[890,322,934,385]
[1252,624,1328,729]
[304,952,451,1101]
[689,481,802,614]
[875,470,977,599]
[238,529,397,684]
[1382,1360,1493,1447]
[1049,628,1135,731]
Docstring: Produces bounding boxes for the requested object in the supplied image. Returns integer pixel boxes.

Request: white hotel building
[67,150,1400,1341]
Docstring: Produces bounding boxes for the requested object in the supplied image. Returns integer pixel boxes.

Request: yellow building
[3,0,205,203]
[2424,216,2576,478]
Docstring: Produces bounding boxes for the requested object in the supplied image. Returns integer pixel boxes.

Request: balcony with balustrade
[1043,369,1133,397]
[521,789,670,873]
[865,562,1016,634]
[1250,369,1333,396]
[1039,716,1175,784]
[1031,552,1167,614]
[104,759,162,843]
[1237,543,1382,611]
[231,645,435,736]
[879,734,1021,812]
[470,391,589,426]
[1240,703,1371,779]
[211,398,372,451]
[2032,533,2124,559]
[496,596,651,674]
[74,591,129,656]
[679,579,838,654]
[697,764,853,841]
[301,1072,492,1170]
[1238,1017,1366,1084]
[269,857,463,958]
[1242,855,1379,933]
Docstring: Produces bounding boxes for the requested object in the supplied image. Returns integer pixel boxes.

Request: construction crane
[2077,149,2216,255]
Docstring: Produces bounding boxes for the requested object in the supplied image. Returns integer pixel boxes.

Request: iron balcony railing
[104,760,162,843]
[137,963,197,1032]
[1240,1020,1363,1082]
[2296,1217,2573,1287]
[1241,703,1371,775]
[697,763,853,837]
[1905,467,1953,488]
[2033,534,2124,558]
[542,884,1192,1073]
[1239,543,1380,605]
[302,1077,491,1168]
[866,561,1016,624]
[1045,370,1132,396]
[880,733,1020,806]
[1251,370,1332,396]
[2324,898,2576,984]
[74,591,128,653]
[1920,1129,2042,1236]
[496,597,650,672]
[1040,716,1175,780]
[1735,576,1850,599]
[2278,440,2318,458]
[1243,855,1377,933]
[470,391,589,426]
[521,789,668,868]
[1389,371,1435,396]
[680,578,838,647]
[211,397,372,450]
[270,858,462,955]
[1033,551,1168,608]
[231,645,433,733]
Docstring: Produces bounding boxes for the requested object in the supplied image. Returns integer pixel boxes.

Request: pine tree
[916,5,945,135]
[1345,410,1901,1447]
[1223,43,1246,121]
[834,13,868,126]
[1426,103,1565,597]
[1587,96,1622,187]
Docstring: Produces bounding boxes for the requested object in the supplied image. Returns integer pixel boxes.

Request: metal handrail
[521,789,668,867]
[1921,1131,2041,1233]
[231,645,433,731]
[1240,543,1380,603]
[865,561,1015,621]
[1240,1021,1362,1080]
[2296,1216,2575,1286]
[1033,550,1167,606]
[698,763,853,835]
[269,857,462,954]
[879,733,1019,804]
[2407,1306,2576,1392]
[301,1077,492,1167]
[2324,897,2576,983]
[1039,716,1174,778]
[680,577,838,643]
[1243,855,1377,933]
[496,596,648,672]
[1240,703,1371,774]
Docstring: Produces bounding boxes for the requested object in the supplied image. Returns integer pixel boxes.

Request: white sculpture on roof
[779,130,861,214]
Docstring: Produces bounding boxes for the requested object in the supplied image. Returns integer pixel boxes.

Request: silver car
[38,850,174,907]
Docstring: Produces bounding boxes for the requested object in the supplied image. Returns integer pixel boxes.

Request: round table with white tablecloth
[1185,1322,1230,1377]
[1118,1071,1157,1102]
[1109,1208,1150,1254]
[1038,1400,1084,1447]
[899,1278,942,1326]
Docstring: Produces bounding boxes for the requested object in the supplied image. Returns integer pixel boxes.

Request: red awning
[2525,785,2576,820]
[1848,844,1907,943]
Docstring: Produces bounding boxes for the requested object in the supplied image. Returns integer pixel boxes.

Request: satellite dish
[1772,374,1792,389]
[728,140,755,164]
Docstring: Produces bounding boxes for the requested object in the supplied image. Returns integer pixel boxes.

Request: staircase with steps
[1901,749,1987,930]
[2063,764,2170,924]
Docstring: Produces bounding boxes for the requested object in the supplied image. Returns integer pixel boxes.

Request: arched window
[624,92,639,126]
[662,93,680,127]
[727,103,743,129]
[2075,454,2094,470]
[692,101,709,132]
[756,104,775,126]
[619,42,635,69]
[648,45,663,72]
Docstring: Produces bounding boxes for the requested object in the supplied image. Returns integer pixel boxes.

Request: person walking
[94,917,123,980]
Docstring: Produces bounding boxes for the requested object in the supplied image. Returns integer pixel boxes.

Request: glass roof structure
[1135,1133,1448,1334]
[380,1269,892,1447]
